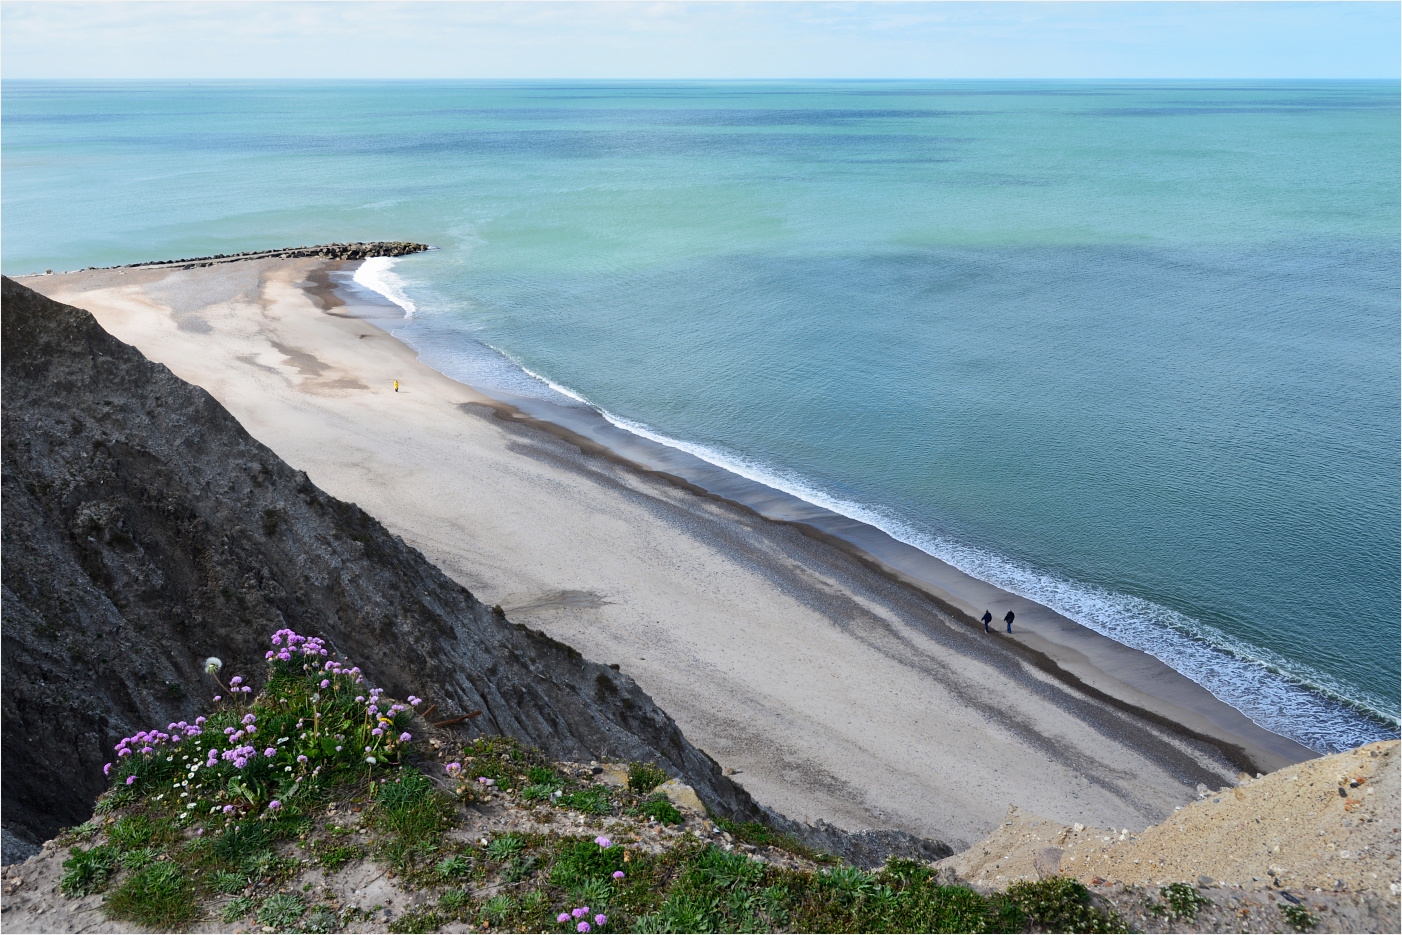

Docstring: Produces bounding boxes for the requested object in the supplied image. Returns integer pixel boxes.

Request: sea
[4,80,1398,754]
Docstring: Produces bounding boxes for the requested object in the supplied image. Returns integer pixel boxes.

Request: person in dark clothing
[981,610,993,632]
[1004,609,1015,633]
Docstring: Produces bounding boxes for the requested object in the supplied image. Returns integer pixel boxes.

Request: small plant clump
[1281,901,1318,931]
[1159,881,1212,920]
[628,761,669,793]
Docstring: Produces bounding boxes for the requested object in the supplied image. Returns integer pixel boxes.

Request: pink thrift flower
[558,913,571,923]
[223,805,235,814]
[297,755,308,764]
[577,924,590,933]
[213,695,222,701]
[595,915,607,926]
[398,732,412,742]
[612,871,624,879]
[594,836,612,848]
[572,908,587,919]
[103,763,112,776]
[264,748,276,757]
[267,800,282,811]
[320,679,330,689]
[125,775,136,785]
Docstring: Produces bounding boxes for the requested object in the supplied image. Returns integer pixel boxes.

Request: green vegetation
[1282,902,1318,931]
[557,784,613,814]
[59,843,119,896]
[257,892,306,929]
[55,630,1134,934]
[714,815,829,862]
[628,761,669,793]
[1005,877,1128,933]
[1159,881,1211,920]
[104,861,198,929]
[639,794,684,825]
[221,895,257,923]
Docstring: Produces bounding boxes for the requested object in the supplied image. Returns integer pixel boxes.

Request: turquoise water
[4,80,1398,751]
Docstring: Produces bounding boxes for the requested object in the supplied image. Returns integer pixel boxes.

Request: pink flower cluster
[265,628,329,662]
[320,658,365,684]
[107,718,206,774]
[558,906,606,932]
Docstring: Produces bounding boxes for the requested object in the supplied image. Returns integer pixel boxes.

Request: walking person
[981,610,993,633]
[1004,609,1015,633]
[393,379,399,393]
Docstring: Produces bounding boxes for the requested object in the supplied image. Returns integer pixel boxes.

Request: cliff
[0,275,755,845]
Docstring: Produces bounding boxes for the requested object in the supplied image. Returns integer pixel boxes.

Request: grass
[257,892,306,929]
[629,761,670,793]
[303,905,340,933]
[209,869,247,894]
[388,908,443,933]
[55,630,1147,935]
[221,895,256,923]
[557,785,613,815]
[436,853,473,879]
[104,861,199,929]
[486,831,526,860]
[315,841,362,871]
[59,844,119,896]
[713,816,828,862]
[640,795,684,825]
[1005,877,1128,933]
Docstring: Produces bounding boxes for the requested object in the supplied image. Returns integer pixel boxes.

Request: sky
[1,1,1398,81]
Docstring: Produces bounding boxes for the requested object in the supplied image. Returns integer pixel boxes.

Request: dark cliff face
[0,276,764,845]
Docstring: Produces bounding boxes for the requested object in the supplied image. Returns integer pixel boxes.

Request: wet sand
[17,258,1314,850]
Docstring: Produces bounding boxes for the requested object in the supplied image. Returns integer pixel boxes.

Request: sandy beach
[18,256,1315,851]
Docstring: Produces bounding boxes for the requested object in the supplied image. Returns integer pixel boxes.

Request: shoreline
[321,262,1315,774]
[17,254,1316,849]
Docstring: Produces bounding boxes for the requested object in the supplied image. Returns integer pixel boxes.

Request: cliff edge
[0,275,757,845]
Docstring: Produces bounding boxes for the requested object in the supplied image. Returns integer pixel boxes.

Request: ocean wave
[352,256,418,316]
[488,361,1397,753]
[393,306,1397,753]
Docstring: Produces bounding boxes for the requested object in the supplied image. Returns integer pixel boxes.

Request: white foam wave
[353,256,418,317]
[605,411,1397,750]
[417,338,1398,751]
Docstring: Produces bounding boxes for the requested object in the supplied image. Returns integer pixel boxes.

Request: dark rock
[0,277,956,870]
[0,277,759,843]
[1,828,40,866]
[778,819,954,870]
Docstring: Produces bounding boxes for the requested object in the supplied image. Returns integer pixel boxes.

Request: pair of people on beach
[982,609,1014,633]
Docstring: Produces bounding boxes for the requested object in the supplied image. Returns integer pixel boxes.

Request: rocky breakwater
[0,276,950,872]
[39,241,430,275]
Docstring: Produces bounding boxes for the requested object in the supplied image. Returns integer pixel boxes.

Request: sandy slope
[19,259,1277,850]
[936,740,1399,904]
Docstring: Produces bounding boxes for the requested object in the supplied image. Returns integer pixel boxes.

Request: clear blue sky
[2,1,1397,80]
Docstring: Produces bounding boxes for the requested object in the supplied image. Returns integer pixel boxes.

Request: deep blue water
[4,80,1398,751]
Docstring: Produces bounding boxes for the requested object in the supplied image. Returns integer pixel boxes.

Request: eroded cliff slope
[0,276,763,846]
